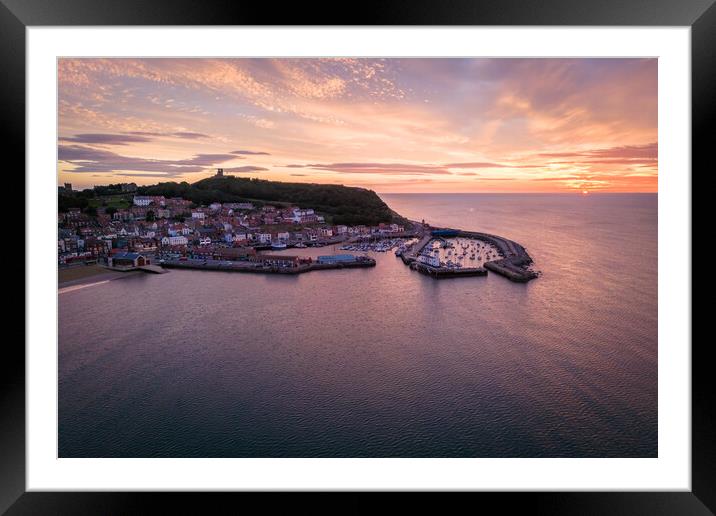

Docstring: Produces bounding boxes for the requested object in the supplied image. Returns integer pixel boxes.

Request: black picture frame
[3,1,710,513]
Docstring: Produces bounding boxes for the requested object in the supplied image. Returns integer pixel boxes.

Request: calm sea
[58,193,657,457]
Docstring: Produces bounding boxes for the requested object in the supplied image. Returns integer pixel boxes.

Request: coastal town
[58,180,413,274]
[58,177,538,282]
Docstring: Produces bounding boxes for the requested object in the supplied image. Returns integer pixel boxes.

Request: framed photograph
[4,0,710,513]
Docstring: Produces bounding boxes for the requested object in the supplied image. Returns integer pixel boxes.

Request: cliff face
[138,176,404,226]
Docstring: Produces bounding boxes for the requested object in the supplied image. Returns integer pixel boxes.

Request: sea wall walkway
[160,258,376,275]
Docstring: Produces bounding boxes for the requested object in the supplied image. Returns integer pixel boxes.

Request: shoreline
[56,214,537,286]
[58,265,142,290]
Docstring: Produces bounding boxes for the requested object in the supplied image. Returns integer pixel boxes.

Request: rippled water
[58,193,657,457]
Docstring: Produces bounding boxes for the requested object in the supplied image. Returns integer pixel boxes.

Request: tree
[58,193,88,212]
[146,210,156,222]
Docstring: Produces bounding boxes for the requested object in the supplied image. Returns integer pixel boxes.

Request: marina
[398,227,539,282]
[339,237,419,254]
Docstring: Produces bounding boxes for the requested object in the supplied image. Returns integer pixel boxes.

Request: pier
[103,263,168,274]
[410,261,488,279]
[401,234,432,263]
[137,264,168,274]
[160,256,376,275]
[456,229,538,282]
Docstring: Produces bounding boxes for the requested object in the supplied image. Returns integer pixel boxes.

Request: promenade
[160,257,376,275]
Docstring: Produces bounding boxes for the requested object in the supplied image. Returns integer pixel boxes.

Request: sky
[58,58,657,193]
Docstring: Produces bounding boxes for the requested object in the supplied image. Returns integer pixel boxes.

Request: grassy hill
[137,176,405,226]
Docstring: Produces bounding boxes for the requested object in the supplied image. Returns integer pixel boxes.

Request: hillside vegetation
[136,176,404,226]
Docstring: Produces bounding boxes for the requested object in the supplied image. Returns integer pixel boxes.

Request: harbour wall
[410,261,488,279]
[160,258,376,275]
[456,230,537,282]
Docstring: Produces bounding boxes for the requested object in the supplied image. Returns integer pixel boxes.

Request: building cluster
[58,194,405,265]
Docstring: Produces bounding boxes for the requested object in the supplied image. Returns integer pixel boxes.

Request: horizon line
[376,191,658,194]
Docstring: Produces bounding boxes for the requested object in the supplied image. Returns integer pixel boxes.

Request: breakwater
[457,230,538,282]
[410,261,488,279]
[160,258,376,275]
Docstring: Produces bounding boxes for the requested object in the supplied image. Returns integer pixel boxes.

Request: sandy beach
[58,264,140,290]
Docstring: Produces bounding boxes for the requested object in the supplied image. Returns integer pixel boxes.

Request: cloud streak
[58,145,238,176]
[222,166,269,173]
[60,131,212,146]
[285,162,453,175]
[285,160,539,175]
[59,133,153,145]
[537,143,657,160]
[231,150,271,156]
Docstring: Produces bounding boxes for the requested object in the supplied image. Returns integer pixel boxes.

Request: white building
[133,195,165,207]
[133,196,153,206]
[191,211,205,220]
[224,202,254,210]
[290,208,316,223]
[161,235,188,246]
[418,253,440,268]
